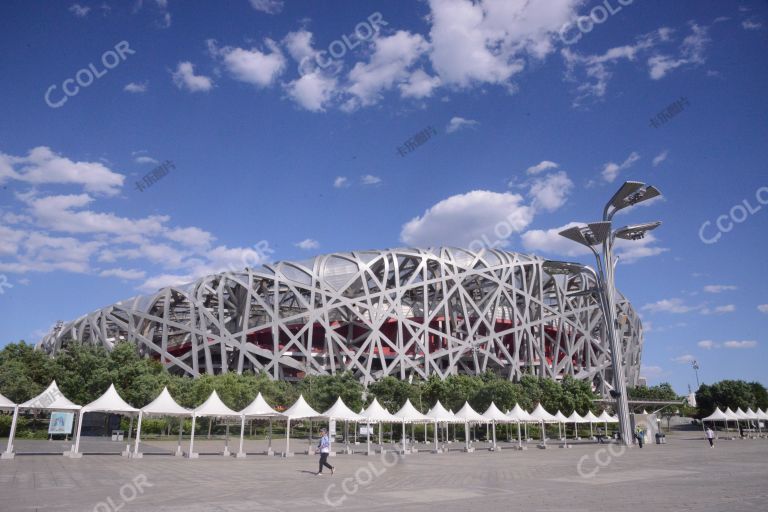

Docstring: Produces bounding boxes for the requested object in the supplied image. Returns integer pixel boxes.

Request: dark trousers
[708,438,714,447]
[319,452,333,473]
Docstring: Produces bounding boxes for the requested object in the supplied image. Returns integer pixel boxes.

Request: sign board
[359,425,374,436]
[48,412,75,435]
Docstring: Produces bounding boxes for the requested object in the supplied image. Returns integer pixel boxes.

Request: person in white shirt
[317,428,334,476]
[706,427,715,447]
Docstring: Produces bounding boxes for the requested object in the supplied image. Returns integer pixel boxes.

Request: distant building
[38,248,644,396]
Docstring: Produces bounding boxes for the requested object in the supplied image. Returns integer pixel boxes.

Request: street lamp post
[555,181,662,447]
[692,360,700,388]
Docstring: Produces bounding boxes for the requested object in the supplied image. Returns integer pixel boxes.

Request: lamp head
[614,221,662,240]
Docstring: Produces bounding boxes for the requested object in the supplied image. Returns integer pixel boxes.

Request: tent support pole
[132,411,143,458]
[1,406,19,459]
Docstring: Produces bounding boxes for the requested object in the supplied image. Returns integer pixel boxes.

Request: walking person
[635,427,645,448]
[706,427,715,448]
[316,427,334,476]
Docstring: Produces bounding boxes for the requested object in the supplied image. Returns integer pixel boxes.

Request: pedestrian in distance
[706,426,715,448]
[596,426,605,444]
[317,427,334,476]
[635,427,645,448]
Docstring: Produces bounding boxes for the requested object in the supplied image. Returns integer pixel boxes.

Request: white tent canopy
[454,402,485,423]
[239,392,283,417]
[134,387,191,459]
[393,399,429,423]
[566,411,585,423]
[507,403,532,422]
[188,390,241,459]
[744,408,760,420]
[82,384,138,414]
[553,411,569,423]
[702,408,729,422]
[426,400,456,423]
[141,387,192,417]
[735,407,752,420]
[322,397,363,422]
[757,409,768,421]
[528,404,557,422]
[723,407,740,421]
[582,410,600,423]
[282,395,324,458]
[360,398,400,423]
[482,402,510,423]
[19,381,81,411]
[74,384,138,457]
[0,392,16,410]
[597,410,619,423]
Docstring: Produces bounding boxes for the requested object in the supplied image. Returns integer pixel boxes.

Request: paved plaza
[1,432,766,511]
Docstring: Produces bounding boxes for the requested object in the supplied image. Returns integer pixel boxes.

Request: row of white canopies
[0,380,620,460]
[702,406,768,434]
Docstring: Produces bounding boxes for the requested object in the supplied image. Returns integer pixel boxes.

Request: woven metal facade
[37,248,643,394]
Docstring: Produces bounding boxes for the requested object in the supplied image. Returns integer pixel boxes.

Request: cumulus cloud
[700,304,736,315]
[399,69,441,99]
[0,146,124,195]
[527,171,573,212]
[400,190,533,248]
[295,238,319,250]
[526,160,559,175]
[124,82,148,93]
[758,304,768,313]
[333,176,349,188]
[601,152,640,183]
[209,39,286,88]
[446,117,479,134]
[361,175,382,185]
[172,62,213,92]
[697,340,715,349]
[135,155,158,165]
[285,72,337,112]
[344,31,430,110]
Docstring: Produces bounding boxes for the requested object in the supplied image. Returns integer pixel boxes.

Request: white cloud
[703,284,737,293]
[295,238,319,250]
[742,20,762,30]
[652,150,668,167]
[601,152,640,183]
[647,23,710,80]
[285,72,337,112]
[172,62,213,92]
[399,69,441,99]
[698,340,716,349]
[345,30,429,109]
[400,190,533,248]
[69,3,90,17]
[446,117,479,134]
[333,176,349,188]
[99,268,146,280]
[361,175,382,186]
[672,354,696,364]
[723,340,757,349]
[527,171,573,212]
[124,82,148,93]
[134,156,158,165]
[428,0,577,87]
[758,304,768,314]
[0,146,124,195]
[701,304,736,315]
[164,227,214,249]
[210,39,285,88]
[526,160,558,175]
[642,298,695,314]
[249,0,283,14]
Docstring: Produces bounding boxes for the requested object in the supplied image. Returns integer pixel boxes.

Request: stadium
[37,248,643,396]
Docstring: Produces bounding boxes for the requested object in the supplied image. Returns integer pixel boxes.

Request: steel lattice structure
[37,248,643,394]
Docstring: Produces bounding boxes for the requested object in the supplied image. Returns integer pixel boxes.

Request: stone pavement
[1,433,766,511]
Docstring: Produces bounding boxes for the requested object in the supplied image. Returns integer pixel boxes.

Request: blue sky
[0,0,766,394]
